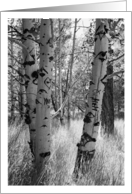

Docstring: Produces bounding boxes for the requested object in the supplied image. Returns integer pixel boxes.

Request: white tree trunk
[67,18,77,127]
[74,19,109,175]
[22,19,38,155]
[35,19,53,168]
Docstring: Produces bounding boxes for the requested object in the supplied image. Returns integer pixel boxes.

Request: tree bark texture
[35,19,54,169]
[74,19,109,177]
[19,66,26,118]
[10,25,14,120]
[101,64,114,135]
[58,19,63,125]
[67,18,77,128]
[22,19,38,156]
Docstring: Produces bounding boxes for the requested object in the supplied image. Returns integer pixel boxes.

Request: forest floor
[8,118,124,185]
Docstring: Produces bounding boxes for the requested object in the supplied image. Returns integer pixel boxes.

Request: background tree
[101,19,124,135]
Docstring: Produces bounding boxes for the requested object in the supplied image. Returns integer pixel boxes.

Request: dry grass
[8,118,124,185]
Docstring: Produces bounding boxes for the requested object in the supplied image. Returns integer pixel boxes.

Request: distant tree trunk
[73,19,109,177]
[50,19,58,112]
[22,19,38,156]
[10,25,14,120]
[58,19,64,125]
[35,19,53,170]
[101,64,114,135]
[67,18,77,128]
[19,66,26,119]
[54,51,58,111]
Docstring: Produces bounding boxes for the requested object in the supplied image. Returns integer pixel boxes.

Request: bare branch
[108,54,124,66]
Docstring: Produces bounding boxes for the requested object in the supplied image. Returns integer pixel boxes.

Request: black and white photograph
[7,17,125,185]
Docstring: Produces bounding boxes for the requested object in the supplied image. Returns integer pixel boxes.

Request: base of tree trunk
[32,158,50,185]
[73,149,95,180]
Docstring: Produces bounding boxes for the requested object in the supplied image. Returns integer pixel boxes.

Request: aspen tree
[10,20,14,120]
[35,19,53,168]
[22,19,38,156]
[67,18,77,127]
[58,19,63,125]
[74,19,109,176]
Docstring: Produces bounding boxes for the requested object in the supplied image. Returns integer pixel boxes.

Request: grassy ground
[8,118,124,185]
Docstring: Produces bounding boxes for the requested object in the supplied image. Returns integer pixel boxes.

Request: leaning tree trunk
[35,19,54,170]
[22,19,38,156]
[73,19,109,177]
[101,64,114,135]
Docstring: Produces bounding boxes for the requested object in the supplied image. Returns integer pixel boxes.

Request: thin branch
[8,37,28,56]
[104,70,124,81]
[108,54,124,65]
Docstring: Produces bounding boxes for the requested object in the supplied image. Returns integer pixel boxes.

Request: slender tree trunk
[10,26,14,120]
[50,19,58,112]
[73,19,109,177]
[22,19,38,156]
[58,19,64,125]
[54,51,58,111]
[101,64,114,135]
[35,19,53,170]
[67,18,77,128]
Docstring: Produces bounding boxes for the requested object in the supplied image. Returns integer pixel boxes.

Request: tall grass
[8,118,124,185]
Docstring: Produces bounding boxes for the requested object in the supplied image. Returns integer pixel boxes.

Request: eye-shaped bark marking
[27,34,33,39]
[83,111,95,123]
[23,61,35,67]
[39,152,50,158]
[83,115,91,123]
[95,51,107,60]
[44,117,48,120]
[38,89,47,94]
[40,125,47,128]
[31,70,38,78]
[44,77,51,90]
[94,122,100,126]
[77,132,96,148]
[23,29,29,34]
[90,81,94,85]
[49,56,54,62]
[36,99,42,105]
[31,129,36,132]
[32,108,36,114]
[84,112,95,123]
[39,67,48,77]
